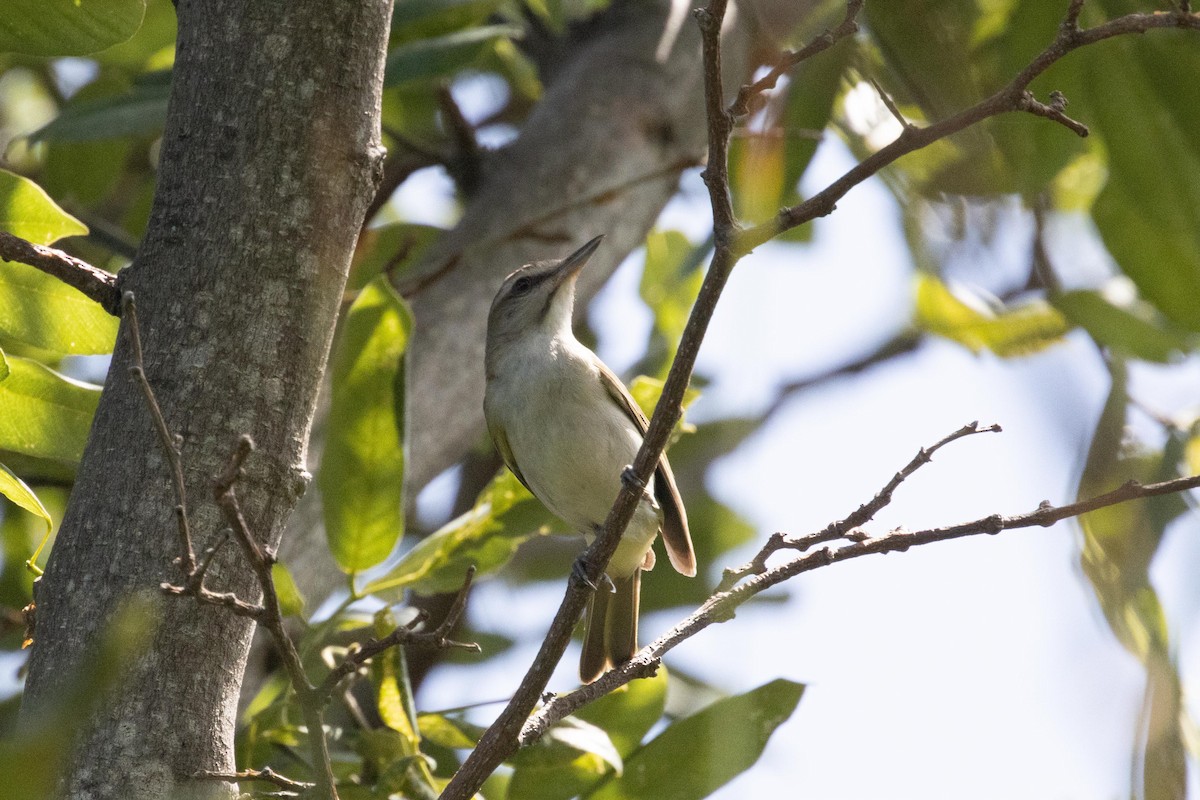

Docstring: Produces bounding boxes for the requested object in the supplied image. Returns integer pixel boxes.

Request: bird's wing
[487,418,534,495]
[597,361,696,577]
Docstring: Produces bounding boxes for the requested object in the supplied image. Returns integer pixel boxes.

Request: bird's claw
[571,558,597,591]
[620,465,645,492]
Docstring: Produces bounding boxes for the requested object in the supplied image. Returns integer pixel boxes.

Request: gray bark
[20,1,393,798]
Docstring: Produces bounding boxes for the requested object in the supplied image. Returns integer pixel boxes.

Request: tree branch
[0,231,121,315]
[728,0,864,118]
[123,292,197,577]
[195,767,314,793]
[437,3,1200,797]
[737,5,1200,252]
[521,430,1200,739]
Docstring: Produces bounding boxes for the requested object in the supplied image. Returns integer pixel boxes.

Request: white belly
[485,339,660,577]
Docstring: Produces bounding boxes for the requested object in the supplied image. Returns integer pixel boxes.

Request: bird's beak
[550,235,603,290]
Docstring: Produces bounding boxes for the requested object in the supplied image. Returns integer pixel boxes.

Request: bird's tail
[580,570,641,684]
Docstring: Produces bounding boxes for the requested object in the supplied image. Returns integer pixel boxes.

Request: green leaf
[914,273,1070,356]
[1082,35,1200,332]
[1053,289,1196,364]
[0,257,118,355]
[0,169,88,245]
[1075,357,1188,799]
[509,717,624,800]
[1075,361,1180,661]
[270,563,306,617]
[587,678,804,800]
[417,713,486,749]
[575,665,668,757]
[628,375,699,427]
[0,461,51,533]
[31,71,172,144]
[362,470,559,598]
[0,355,100,465]
[350,222,444,290]
[372,609,421,746]
[384,24,523,86]
[0,0,146,56]
[391,0,508,44]
[319,278,411,573]
[639,230,706,374]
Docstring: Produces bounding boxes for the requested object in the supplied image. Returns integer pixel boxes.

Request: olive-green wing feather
[596,362,696,577]
[487,418,534,495]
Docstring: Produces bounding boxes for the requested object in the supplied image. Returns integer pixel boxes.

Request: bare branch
[123,293,197,576]
[524,465,1200,740]
[738,6,1200,252]
[0,231,121,315]
[868,76,914,133]
[315,567,480,701]
[729,0,864,118]
[718,421,1001,590]
[196,767,313,792]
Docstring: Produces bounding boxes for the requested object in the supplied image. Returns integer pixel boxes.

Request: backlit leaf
[319,278,410,573]
[0,169,88,245]
[0,355,100,465]
[362,470,559,598]
[915,273,1069,356]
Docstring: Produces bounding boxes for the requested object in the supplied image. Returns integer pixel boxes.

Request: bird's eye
[511,276,533,296]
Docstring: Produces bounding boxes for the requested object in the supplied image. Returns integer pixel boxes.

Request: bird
[483,236,696,683]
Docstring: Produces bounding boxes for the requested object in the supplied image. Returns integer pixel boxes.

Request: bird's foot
[620,465,645,492]
[571,557,598,591]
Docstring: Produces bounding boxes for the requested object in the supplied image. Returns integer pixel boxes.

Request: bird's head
[485,236,603,366]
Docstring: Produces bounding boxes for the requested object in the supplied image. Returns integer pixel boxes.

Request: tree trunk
[20,1,393,797]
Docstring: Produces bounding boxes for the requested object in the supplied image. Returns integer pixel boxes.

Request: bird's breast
[484,344,659,567]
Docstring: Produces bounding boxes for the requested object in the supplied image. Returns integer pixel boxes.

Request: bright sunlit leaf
[0,355,100,465]
[0,169,88,245]
[915,273,1070,356]
[319,277,411,573]
[362,470,560,598]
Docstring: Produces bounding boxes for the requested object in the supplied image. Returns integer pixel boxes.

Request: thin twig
[315,567,479,701]
[523,469,1200,740]
[718,422,1001,591]
[196,767,314,792]
[729,0,864,118]
[0,231,121,315]
[123,292,196,576]
[738,5,1200,252]
[120,299,472,800]
[868,76,914,132]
